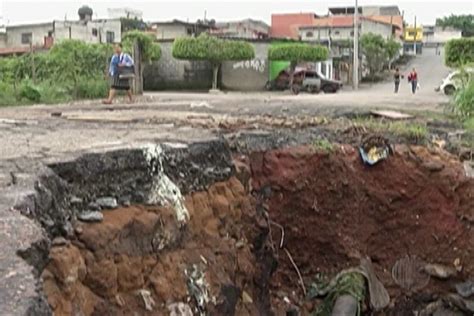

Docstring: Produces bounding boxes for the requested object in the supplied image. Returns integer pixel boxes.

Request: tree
[268,43,329,92]
[122,31,161,94]
[445,38,474,68]
[120,17,147,33]
[172,34,255,90]
[360,33,386,80]
[436,15,474,37]
[385,38,402,69]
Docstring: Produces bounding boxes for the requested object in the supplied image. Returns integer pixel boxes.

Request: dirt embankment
[248,145,473,314]
[40,144,473,315]
[42,177,272,315]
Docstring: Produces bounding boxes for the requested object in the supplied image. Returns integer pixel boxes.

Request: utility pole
[353,0,359,90]
[413,15,417,55]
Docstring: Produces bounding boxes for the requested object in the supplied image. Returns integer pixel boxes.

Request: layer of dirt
[40,144,473,315]
[42,177,271,315]
[248,144,473,314]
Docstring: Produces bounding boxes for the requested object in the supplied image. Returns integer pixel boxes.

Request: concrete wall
[153,25,187,40]
[54,20,122,44]
[4,23,53,48]
[221,42,269,90]
[361,19,392,39]
[300,19,391,42]
[2,20,121,49]
[143,41,213,90]
[423,27,462,44]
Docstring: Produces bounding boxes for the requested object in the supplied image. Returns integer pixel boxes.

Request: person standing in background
[393,68,404,93]
[408,68,418,94]
[103,43,134,104]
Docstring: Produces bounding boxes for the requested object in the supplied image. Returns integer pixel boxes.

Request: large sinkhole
[16,139,473,315]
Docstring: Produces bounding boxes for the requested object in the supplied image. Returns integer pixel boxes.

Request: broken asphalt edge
[0,138,234,315]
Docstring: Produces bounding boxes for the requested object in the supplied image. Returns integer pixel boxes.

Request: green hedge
[268,43,329,62]
[445,38,474,67]
[172,34,255,62]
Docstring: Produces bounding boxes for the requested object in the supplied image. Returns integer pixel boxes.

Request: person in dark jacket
[103,43,134,104]
[393,68,404,93]
[407,68,418,94]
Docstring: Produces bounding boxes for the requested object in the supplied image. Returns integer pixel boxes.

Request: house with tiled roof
[299,16,399,42]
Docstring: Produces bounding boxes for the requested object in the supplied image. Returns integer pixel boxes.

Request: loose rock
[424,263,457,279]
[242,290,253,304]
[51,237,68,246]
[138,289,155,311]
[422,161,444,172]
[70,196,83,205]
[456,280,474,298]
[95,197,118,209]
[77,211,103,223]
[168,302,193,316]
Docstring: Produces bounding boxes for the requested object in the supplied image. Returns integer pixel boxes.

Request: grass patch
[353,117,428,142]
[462,117,474,149]
[312,138,334,153]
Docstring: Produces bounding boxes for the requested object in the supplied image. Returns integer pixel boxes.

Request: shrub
[37,82,71,104]
[445,38,474,67]
[19,81,41,103]
[173,34,255,90]
[453,79,474,118]
[0,82,18,106]
[268,43,328,62]
[75,77,109,99]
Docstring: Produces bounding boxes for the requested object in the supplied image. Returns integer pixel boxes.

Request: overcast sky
[1,0,473,26]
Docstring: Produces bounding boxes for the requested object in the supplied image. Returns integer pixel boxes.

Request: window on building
[350,31,354,36]
[187,28,193,36]
[92,28,98,36]
[409,31,416,37]
[335,30,340,35]
[106,31,115,43]
[306,31,314,38]
[21,32,32,44]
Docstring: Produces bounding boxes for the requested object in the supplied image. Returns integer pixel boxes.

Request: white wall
[300,26,356,42]
[424,27,462,44]
[361,19,392,39]
[54,19,121,44]
[5,23,53,48]
[2,20,121,48]
[154,25,187,40]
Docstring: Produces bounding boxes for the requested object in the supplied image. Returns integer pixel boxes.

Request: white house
[0,5,121,55]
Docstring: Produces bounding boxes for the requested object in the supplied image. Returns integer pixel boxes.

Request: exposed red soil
[42,177,268,316]
[248,144,473,314]
[41,145,474,315]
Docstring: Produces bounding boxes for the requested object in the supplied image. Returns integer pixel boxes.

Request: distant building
[423,25,462,45]
[270,13,319,39]
[298,15,401,83]
[328,5,400,16]
[299,16,397,42]
[403,25,423,54]
[211,19,269,39]
[0,6,121,56]
[150,20,210,40]
[108,8,143,20]
[328,5,403,38]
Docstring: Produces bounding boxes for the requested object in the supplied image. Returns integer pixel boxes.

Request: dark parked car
[265,69,343,94]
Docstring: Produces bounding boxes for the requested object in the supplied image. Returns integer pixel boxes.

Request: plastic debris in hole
[359,135,393,166]
[392,256,430,292]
